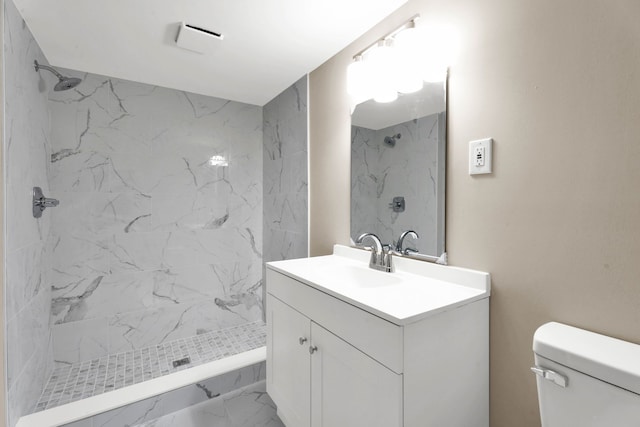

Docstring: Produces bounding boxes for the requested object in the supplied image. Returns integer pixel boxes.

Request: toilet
[532,322,640,426]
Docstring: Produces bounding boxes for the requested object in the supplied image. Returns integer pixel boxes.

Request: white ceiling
[13,0,408,106]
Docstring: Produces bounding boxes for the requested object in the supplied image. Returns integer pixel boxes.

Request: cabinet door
[267,294,311,427]
[310,323,403,427]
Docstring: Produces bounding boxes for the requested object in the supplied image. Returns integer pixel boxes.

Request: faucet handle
[397,230,419,255]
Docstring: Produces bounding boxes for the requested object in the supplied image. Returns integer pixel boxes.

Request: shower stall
[3,1,308,425]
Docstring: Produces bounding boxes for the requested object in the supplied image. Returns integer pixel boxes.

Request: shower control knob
[299,337,308,345]
[309,345,318,354]
[32,187,60,218]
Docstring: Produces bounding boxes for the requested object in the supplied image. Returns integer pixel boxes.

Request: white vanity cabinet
[267,293,402,427]
[266,245,490,427]
[267,295,311,427]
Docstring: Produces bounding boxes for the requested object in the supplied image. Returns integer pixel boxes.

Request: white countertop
[267,245,491,325]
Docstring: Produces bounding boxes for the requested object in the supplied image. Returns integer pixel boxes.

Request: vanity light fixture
[368,40,399,103]
[347,55,371,104]
[347,14,458,103]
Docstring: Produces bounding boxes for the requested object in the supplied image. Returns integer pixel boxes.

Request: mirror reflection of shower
[384,133,401,147]
[34,60,82,91]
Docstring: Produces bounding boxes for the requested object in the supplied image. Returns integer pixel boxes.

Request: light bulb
[367,40,401,103]
[374,88,398,103]
[396,72,423,93]
[392,24,424,93]
[347,56,372,103]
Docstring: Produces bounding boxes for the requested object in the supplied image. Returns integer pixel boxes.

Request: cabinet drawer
[267,268,403,373]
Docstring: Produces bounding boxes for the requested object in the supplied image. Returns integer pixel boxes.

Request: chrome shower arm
[34,60,64,80]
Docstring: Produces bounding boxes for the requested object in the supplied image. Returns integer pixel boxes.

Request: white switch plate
[469,138,493,175]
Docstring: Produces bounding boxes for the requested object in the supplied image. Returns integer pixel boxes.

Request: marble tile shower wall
[47,71,264,365]
[263,76,308,264]
[351,114,442,255]
[4,1,55,425]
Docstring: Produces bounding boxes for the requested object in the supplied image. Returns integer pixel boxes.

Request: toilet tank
[532,322,640,427]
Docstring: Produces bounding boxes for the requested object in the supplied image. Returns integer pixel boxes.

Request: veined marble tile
[51,271,155,324]
[84,364,264,427]
[151,267,215,306]
[150,149,226,197]
[50,233,110,288]
[287,150,308,194]
[132,380,282,427]
[4,0,55,424]
[263,77,307,160]
[263,157,284,195]
[6,316,20,390]
[50,150,111,193]
[49,191,98,235]
[50,190,152,237]
[108,232,168,274]
[263,228,307,263]
[8,342,53,427]
[5,242,47,321]
[107,303,201,353]
[262,75,308,272]
[109,151,156,196]
[6,289,52,423]
[151,262,260,307]
[223,382,282,427]
[108,295,263,354]
[152,187,231,231]
[263,193,306,233]
[160,229,261,269]
[47,64,264,370]
[52,318,110,365]
[93,192,153,234]
[228,157,262,201]
[18,289,52,366]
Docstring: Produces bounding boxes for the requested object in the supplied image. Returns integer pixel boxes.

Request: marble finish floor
[134,380,283,427]
[36,321,266,412]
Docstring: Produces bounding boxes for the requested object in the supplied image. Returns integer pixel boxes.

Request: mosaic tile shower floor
[35,321,266,412]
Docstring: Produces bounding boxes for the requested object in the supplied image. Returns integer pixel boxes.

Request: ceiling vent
[175,22,223,54]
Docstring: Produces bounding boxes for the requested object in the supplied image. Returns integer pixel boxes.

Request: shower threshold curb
[16,347,266,427]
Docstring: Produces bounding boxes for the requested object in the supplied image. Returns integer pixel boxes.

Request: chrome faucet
[396,230,419,255]
[355,233,393,272]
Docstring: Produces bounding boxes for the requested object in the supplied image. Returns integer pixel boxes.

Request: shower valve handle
[32,187,60,218]
[36,197,59,208]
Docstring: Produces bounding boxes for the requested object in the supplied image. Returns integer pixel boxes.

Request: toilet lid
[533,322,640,395]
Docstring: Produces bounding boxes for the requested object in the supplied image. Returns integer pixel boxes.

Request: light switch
[469,138,493,175]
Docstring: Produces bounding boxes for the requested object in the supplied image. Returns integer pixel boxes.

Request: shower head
[54,76,82,91]
[384,133,401,147]
[34,60,82,91]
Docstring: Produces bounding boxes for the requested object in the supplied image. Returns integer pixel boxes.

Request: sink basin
[266,245,491,325]
[322,264,402,288]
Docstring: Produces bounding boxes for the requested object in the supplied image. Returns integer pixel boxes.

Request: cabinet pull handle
[309,345,318,354]
[299,337,308,345]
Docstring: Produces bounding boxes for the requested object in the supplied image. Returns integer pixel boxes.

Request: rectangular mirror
[350,79,447,259]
